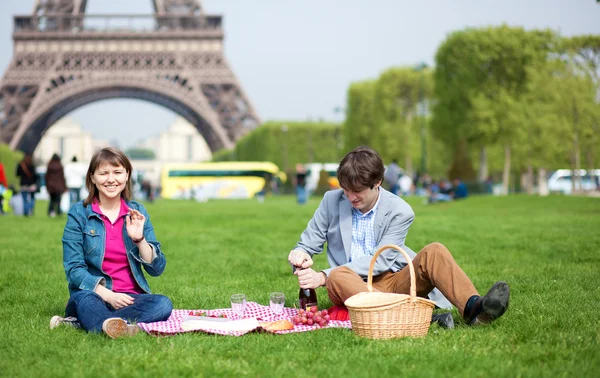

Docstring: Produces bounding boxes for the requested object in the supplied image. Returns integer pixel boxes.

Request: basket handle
[367,244,417,300]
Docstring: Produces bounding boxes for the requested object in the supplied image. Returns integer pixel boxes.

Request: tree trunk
[478,146,488,183]
[574,133,581,193]
[572,98,581,193]
[587,149,598,191]
[501,143,511,195]
[526,165,535,195]
[538,168,549,196]
[448,139,476,181]
[405,156,413,180]
[520,171,528,193]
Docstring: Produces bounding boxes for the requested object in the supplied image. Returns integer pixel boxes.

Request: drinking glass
[269,292,285,315]
[230,294,247,319]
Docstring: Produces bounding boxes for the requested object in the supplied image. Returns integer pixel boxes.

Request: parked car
[547,169,600,194]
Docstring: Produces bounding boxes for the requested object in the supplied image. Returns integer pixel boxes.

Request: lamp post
[414,62,428,174]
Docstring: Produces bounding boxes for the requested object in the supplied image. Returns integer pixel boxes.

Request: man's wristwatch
[321,272,327,286]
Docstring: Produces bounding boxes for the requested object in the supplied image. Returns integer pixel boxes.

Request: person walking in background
[398,173,413,197]
[287,146,510,326]
[45,154,67,218]
[64,156,86,206]
[0,158,7,189]
[15,154,38,217]
[51,147,172,338]
[384,159,401,195]
[0,159,8,215]
[295,164,308,205]
[8,185,24,216]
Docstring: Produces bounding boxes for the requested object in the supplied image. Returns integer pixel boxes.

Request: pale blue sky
[0,0,599,149]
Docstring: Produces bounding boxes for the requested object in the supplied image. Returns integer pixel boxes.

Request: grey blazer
[294,188,451,309]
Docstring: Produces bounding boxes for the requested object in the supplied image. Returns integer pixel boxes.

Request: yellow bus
[160,162,286,200]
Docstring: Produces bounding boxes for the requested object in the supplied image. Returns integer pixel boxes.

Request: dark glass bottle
[299,287,318,311]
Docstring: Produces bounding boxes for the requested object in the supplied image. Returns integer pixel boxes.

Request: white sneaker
[50,315,80,330]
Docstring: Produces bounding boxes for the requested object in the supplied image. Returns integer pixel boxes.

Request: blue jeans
[69,188,81,205]
[21,191,35,216]
[65,291,173,333]
[296,186,307,204]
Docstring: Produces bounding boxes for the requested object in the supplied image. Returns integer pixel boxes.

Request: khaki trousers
[325,242,479,316]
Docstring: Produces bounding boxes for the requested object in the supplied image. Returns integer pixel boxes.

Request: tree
[0,143,23,187]
[125,148,156,160]
[229,121,343,171]
[372,67,433,176]
[564,35,600,189]
[343,80,377,152]
[433,26,558,191]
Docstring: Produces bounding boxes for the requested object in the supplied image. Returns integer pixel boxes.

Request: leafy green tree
[372,67,433,176]
[0,143,23,187]
[211,148,235,162]
[343,80,376,152]
[227,121,343,171]
[564,35,600,188]
[125,148,155,160]
[433,26,558,192]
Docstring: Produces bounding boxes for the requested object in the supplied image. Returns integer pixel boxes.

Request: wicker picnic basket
[344,244,435,339]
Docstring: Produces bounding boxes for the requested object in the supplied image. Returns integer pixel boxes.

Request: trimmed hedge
[213,121,344,171]
[0,143,24,188]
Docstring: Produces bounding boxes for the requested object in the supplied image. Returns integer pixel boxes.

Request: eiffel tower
[0,0,260,154]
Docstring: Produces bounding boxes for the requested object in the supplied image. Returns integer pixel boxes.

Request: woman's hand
[126,208,145,241]
[107,292,135,309]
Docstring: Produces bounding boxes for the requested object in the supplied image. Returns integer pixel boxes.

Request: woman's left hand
[126,208,145,241]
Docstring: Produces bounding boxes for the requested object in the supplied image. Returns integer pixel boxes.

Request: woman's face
[91,162,128,202]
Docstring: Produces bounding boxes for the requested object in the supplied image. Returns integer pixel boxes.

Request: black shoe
[431,313,455,329]
[465,281,510,325]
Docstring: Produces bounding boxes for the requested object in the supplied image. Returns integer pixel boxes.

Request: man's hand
[295,268,326,289]
[107,292,135,310]
[288,249,313,269]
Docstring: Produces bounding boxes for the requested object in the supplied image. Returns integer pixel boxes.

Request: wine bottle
[293,266,318,311]
[299,286,318,312]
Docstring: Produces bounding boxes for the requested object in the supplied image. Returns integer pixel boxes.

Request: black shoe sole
[473,281,510,325]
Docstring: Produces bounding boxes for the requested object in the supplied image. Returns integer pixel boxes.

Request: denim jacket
[62,199,166,295]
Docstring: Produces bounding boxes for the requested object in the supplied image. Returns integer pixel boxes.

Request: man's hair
[337,146,385,191]
[84,147,133,206]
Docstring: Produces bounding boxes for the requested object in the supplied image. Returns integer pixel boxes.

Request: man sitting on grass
[288,146,509,325]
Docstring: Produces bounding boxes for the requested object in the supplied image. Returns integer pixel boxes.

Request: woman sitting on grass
[51,147,172,338]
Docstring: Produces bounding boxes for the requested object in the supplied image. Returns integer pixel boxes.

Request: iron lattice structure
[0,0,260,153]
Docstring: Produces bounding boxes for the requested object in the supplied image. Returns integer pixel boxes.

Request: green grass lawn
[1,194,599,377]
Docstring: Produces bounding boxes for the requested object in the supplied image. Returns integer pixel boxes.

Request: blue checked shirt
[350,190,381,263]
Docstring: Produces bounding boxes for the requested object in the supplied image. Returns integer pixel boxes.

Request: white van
[547,169,600,194]
[304,163,339,194]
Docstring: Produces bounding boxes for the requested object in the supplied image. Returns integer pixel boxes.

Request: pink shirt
[93,198,142,294]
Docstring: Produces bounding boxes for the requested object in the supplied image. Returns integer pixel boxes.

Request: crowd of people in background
[0,154,88,217]
[381,164,470,204]
[1,152,479,216]
[286,159,473,205]
[0,153,160,217]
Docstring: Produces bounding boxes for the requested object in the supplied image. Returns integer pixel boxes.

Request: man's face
[343,181,381,213]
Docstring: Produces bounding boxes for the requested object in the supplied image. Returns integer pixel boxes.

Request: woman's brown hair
[337,146,385,192]
[84,147,133,206]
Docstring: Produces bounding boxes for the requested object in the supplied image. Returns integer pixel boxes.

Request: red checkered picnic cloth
[138,301,352,337]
